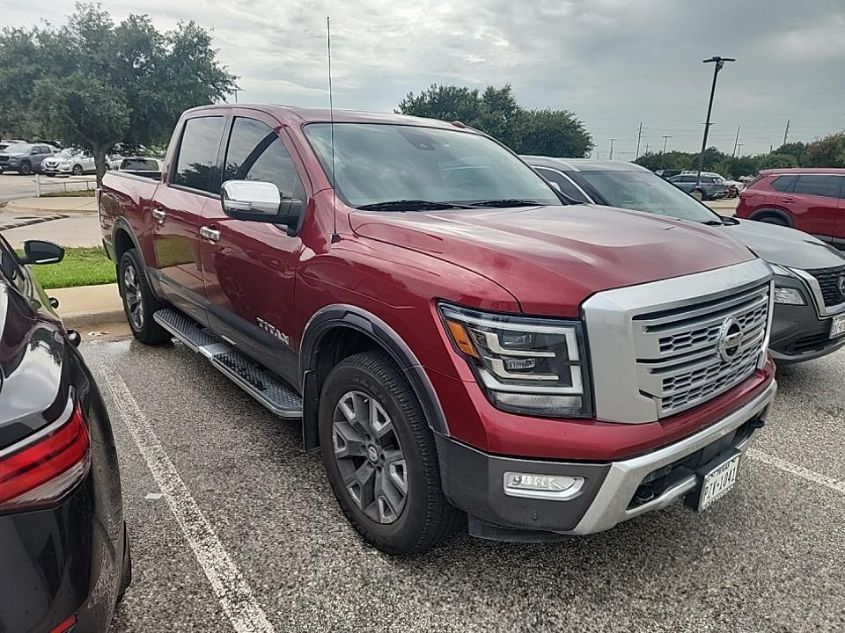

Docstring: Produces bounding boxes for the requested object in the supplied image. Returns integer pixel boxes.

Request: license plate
[697,453,741,512]
[830,315,845,339]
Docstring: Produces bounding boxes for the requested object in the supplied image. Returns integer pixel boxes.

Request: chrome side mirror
[221,180,304,226]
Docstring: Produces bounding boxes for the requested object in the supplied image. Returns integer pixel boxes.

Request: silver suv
[668,172,728,200]
[0,143,58,175]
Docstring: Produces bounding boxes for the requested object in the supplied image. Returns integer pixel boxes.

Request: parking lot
[82,337,845,633]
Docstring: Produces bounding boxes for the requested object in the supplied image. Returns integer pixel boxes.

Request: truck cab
[100,105,776,553]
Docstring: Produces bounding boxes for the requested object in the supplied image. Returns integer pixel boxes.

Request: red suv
[736,168,845,250]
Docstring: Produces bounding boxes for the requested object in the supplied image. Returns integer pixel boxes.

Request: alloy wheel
[331,390,408,524]
[122,264,144,330]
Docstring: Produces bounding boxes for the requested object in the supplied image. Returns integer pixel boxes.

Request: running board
[153,309,302,418]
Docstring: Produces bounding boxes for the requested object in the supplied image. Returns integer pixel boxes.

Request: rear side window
[792,175,843,199]
[223,117,305,201]
[172,116,225,193]
[535,168,589,203]
[770,175,796,192]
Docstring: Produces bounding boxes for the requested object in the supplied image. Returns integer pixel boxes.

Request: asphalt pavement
[82,337,845,633]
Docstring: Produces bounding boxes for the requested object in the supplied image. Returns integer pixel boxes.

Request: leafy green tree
[513,108,592,157]
[757,153,798,170]
[775,142,807,166]
[397,83,592,157]
[0,3,236,183]
[805,133,845,168]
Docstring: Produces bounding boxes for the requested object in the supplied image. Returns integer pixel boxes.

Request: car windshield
[4,144,32,153]
[304,123,562,209]
[57,148,81,158]
[579,170,721,223]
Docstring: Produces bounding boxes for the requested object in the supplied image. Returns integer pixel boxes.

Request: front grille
[807,265,845,307]
[0,155,8,162]
[633,282,770,417]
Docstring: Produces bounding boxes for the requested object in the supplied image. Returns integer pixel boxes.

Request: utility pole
[782,119,790,146]
[635,122,643,159]
[608,138,617,160]
[732,125,741,157]
[735,143,743,155]
[644,143,650,154]
[697,56,735,187]
[661,135,671,153]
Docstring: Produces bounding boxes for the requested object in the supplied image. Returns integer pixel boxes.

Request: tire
[318,350,461,555]
[691,189,705,201]
[72,164,83,175]
[116,523,132,604]
[19,161,31,176]
[117,249,170,344]
[758,215,788,227]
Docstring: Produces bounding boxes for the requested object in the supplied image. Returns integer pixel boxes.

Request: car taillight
[0,402,91,513]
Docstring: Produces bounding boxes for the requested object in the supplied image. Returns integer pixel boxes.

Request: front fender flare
[299,304,450,450]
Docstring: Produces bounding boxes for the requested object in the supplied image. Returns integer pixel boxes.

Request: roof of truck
[184,104,471,130]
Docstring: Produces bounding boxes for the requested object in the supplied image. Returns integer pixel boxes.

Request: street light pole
[696,56,735,188]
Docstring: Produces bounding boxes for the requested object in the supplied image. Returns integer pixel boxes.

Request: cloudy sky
[5,0,845,157]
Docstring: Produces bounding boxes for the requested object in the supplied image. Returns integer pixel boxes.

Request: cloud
[3,0,844,154]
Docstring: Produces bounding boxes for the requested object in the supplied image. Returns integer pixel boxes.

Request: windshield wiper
[467,199,543,208]
[356,199,473,211]
[701,216,738,226]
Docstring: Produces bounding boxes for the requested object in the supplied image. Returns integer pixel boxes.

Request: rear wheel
[118,249,170,344]
[754,213,789,227]
[691,189,705,201]
[71,164,83,175]
[318,350,461,554]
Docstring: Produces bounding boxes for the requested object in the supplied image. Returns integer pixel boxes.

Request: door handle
[152,208,166,223]
[200,226,221,242]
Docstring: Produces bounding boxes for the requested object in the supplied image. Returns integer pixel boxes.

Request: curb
[60,309,126,329]
[4,198,97,216]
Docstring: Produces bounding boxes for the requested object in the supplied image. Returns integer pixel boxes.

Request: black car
[526,157,845,363]
[0,237,130,632]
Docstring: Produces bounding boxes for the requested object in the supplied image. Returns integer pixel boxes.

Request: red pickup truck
[100,105,776,553]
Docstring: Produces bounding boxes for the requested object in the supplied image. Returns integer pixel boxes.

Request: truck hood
[718,219,845,270]
[351,204,755,316]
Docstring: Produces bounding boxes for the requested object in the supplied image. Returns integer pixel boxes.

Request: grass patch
[40,189,96,198]
[27,247,116,289]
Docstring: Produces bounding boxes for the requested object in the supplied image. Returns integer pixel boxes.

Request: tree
[804,133,845,168]
[757,153,798,170]
[512,109,592,157]
[775,141,807,166]
[397,83,593,157]
[0,3,236,183]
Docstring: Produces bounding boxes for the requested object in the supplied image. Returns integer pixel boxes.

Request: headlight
[439,303,590,417]
[773,287,806,305]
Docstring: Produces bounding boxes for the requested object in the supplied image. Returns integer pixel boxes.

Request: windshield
[304,123,561,209]
[579,170,720,223]
[4,144,32,154]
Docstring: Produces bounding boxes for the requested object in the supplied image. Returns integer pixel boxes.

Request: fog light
[503,471,584,500]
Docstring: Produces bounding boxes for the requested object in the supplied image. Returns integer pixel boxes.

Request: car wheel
[691,189,705,201]
[19,161,31,176]
[116,523,132,603]
[118,249,170,344]
[318,350,461,554]
[758,214,788,227]
[72,164,83,175]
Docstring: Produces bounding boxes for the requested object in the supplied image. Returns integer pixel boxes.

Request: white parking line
[97,365,276,633]
[748,449,845,495]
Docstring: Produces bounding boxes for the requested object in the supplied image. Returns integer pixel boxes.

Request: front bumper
[437,378,776,541]
[770,276,845,362]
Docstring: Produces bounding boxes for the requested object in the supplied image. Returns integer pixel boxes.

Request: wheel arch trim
[111,219,164,301]
[749,207,793,226]
[299,304,450,448]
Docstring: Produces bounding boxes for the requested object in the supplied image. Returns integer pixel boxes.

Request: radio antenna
[327,16,340,244]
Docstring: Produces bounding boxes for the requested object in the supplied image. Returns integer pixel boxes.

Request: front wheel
[117,249,170,344]
[318,350,461,554]
[19,161,31,176]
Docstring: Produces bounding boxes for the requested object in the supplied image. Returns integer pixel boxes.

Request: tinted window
[535,168,589,203]
[121,158,160,171]
[770,175,796,192]
[223,118,305,201]
[172,116,225,193]
[793,175,843,199]
[304,123,560,208]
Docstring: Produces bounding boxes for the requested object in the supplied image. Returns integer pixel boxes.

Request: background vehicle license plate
[830,315,845,339]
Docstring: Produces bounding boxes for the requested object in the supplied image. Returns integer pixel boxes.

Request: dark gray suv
[668,172,728,200]
[0,143,57,175]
